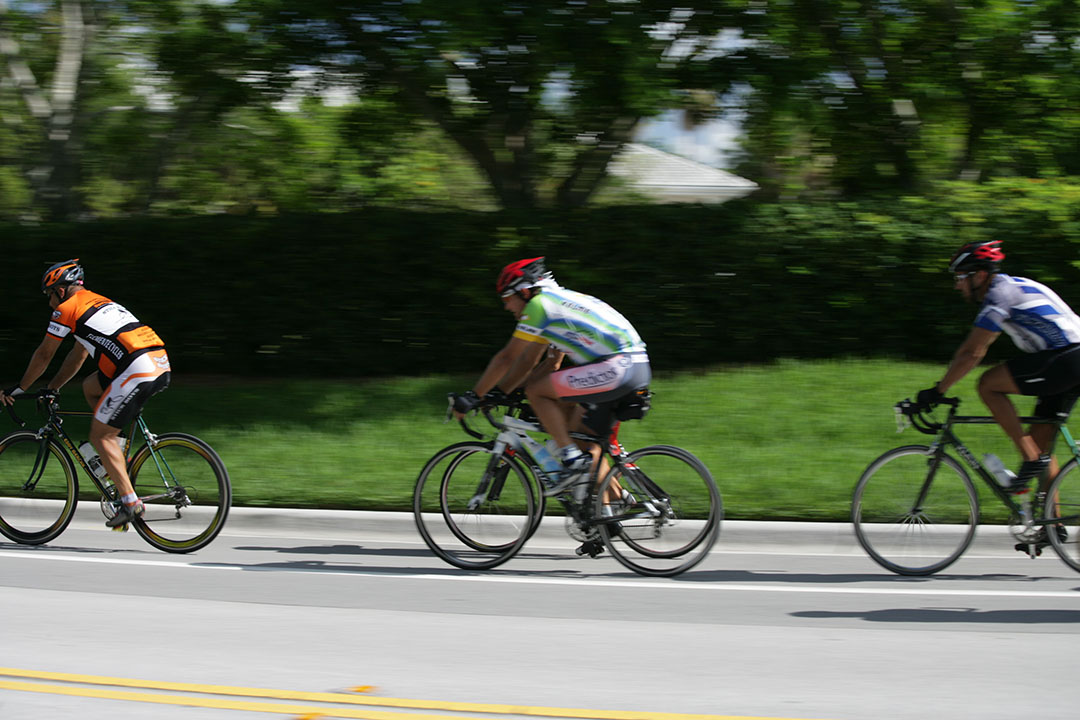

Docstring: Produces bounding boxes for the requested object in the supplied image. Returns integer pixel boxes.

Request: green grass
[54,359,1047,521]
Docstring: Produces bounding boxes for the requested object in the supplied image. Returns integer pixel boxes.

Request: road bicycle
[852,396,1080,575]
[413,390,721,577]
[0,391,231,553]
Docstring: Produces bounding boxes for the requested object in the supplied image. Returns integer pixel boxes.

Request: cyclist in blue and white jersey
[916,240,1080,502]
[453,257,650,494]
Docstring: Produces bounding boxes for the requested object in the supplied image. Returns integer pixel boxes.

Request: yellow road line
[0,679,498,720]
[0,667,825,720]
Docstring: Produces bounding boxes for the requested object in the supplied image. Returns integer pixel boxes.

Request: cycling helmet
[948,240,1004,274]
[41,258,84,294]
[496,256,553,297]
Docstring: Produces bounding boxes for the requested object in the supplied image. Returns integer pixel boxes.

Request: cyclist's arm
[2,335,64,404]
[47,342,89,391]
[472,336,548,398]
[937,326,1000,394]
[525,346,564,385]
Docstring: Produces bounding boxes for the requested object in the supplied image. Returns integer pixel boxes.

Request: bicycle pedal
[111,523,129,533]
[575,538,605,558]
[1013,541,1043,557]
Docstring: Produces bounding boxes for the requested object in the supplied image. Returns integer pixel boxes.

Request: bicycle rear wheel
[1044,458,1080,573]
[0,431,78,545]
[414,441,536,570]
[128,433,231,553]
[596,445,721,577]
[852,445,978,576]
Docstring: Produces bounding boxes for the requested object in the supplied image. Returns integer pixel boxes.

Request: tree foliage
[2,2,1079,219]
[724,0,1080,197]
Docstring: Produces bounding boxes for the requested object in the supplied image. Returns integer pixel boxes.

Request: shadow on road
[673,567,1071,584]
[792,607,1080,624]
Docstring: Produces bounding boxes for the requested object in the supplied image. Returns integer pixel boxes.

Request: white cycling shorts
[94,349,171,427]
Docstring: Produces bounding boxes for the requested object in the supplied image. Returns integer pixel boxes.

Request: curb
[70,503,1020,554]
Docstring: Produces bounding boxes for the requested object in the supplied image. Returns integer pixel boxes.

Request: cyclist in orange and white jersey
[0,259,171,527]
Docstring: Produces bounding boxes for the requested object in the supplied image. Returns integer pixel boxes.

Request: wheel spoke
[853,446,978,576]
[0,433,78,545]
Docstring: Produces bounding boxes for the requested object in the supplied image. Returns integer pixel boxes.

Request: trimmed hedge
[2,178,1079,379]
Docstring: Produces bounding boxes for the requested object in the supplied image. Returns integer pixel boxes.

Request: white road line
[2,550,1078,599]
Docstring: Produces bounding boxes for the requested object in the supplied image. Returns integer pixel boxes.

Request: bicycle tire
[852,445,978,576]
[414,441,535,570]
[1044,457,1080,574]
[441,445,546,551]
[0,431,79,545]
[128,433,231,553]
[595,444,721,577]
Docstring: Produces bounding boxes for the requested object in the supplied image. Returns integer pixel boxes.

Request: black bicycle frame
[932,410,1074,525]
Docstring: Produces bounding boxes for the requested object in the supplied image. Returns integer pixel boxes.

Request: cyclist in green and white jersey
[453,257,650,493]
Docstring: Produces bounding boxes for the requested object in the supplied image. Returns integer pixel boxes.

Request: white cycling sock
[560,445,583,461]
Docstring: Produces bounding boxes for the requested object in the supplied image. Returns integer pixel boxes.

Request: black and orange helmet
[496,256,551,297]
[949,240,1004,274]
[41,259,84,294]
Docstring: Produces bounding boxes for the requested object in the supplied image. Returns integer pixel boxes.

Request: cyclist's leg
[1031,389,1080,492]
[977,363,1041,461]
[988,347,1080,486]
[91,351,171,503]
[568,359,652,498]
[524,374,576,448]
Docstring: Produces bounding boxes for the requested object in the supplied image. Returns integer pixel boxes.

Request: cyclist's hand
[451,390,480,419]
[916,385,943,409]
[0,385,24,406]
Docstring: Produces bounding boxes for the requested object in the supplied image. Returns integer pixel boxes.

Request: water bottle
[983,453,1017,488]
[78,441,108,480]
[520,434,563,477]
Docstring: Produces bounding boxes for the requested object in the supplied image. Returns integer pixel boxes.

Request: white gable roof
[607,142,758,204]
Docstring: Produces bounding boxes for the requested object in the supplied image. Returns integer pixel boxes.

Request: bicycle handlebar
[895,395,960,435]
[3,389,59,429]
[445,389,532,440]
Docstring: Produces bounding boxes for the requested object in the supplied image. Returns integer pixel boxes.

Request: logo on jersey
[86,332,125,361]
[563,331,596,347]
[51,310,61,319]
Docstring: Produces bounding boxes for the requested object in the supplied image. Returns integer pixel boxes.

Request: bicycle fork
[465,441,511,511]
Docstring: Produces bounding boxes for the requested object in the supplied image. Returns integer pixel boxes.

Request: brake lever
[894,403,911,434]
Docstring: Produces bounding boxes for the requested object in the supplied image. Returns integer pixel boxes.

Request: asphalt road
[1,509,1078,720]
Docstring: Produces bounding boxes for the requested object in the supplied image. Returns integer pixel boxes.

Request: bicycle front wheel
[0,431,79,545]
[1044,458,1080,573]
[414,441,536,570]
[128,433,231,553]
[596,445,721,577]
[852,445,978,576]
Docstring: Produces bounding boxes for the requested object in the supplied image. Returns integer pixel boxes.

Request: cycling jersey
[47,290,165,381]
[975,275,1080,352]
[512,286,647,365]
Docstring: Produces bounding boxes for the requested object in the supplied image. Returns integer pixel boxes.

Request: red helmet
[949,240,1004,274]
[41,258,84,294]
[496,256,550,297]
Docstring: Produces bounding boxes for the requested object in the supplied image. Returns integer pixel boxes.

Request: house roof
[607,142,758,204]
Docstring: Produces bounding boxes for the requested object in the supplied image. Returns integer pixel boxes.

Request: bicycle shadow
[0,541,157,556]
[671,568,1072,585]
[792,607,1080,624]
[232,543,573,562]
[231,544,570,565]
[193,558,592,579]
[233,543,434,558]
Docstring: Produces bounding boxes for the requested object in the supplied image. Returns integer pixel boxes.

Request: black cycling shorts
[1007,344,1080,419]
